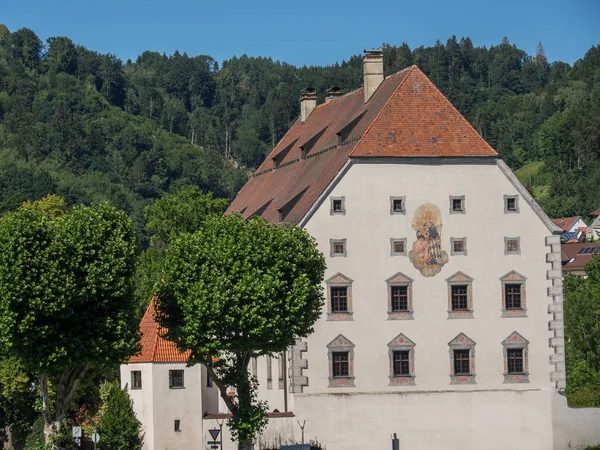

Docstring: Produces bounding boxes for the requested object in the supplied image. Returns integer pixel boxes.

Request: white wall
[293,160,560,449]
[294,390,557,450]
[121,363,154,450]
[303,161,554,393]
[565,405,600,449]
[151,364,203,450]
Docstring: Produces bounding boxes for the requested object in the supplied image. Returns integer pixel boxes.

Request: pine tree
[535,41,547,66]
[97,382,143,450]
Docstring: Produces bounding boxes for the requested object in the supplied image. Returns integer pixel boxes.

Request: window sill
[327,312,354,321]
[447,311,474,319]
[389,376,416,386]
[169,386,185,390]
[503,373,530,384]
[502,309,527,318]
[328,377,355,388]
[130,387,142,390]
[450,374,476,384]
[387,311,414,320]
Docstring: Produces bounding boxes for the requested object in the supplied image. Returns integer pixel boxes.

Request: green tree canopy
[0,197,140,446]
[154,214,325,448]
[97,381,143,450]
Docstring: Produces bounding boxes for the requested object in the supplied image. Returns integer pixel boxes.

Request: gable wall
[294,159,562,449]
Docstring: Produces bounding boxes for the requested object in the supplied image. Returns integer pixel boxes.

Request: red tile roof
[227,65,498,224]
[590,209,600,217]
[128,299,190,364]
[551,216,580,232]
[561,243,600,273]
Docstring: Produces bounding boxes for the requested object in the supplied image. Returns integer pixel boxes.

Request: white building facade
[122,52,595,450]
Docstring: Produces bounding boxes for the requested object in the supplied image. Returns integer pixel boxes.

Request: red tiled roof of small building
[551,216,580,232]
[128,299,190,364]
[590,209,600,217]
[227,66,498,225]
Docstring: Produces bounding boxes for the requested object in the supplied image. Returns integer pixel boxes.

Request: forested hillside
[1,24,599,241]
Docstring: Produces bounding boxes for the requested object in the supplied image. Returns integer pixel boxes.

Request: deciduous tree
[0,197,139,447]
[154,214,325,449]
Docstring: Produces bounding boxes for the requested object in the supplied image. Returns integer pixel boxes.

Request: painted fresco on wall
[409,203,449,277]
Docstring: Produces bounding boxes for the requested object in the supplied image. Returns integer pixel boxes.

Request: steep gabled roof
[226,66,497,225]
[128,299,190,364]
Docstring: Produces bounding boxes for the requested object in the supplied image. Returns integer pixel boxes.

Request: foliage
[96,381,143,450]
[24,417,46,450]
[0,197,139,444]
[564,256,600,406]
[133,185,229,317]
[155,214,326,447]
[0,357,38,445]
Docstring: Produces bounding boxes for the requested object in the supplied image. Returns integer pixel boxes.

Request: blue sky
[3,0,599,66]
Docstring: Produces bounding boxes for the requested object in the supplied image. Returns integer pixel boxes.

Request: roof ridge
[349,66,416,157]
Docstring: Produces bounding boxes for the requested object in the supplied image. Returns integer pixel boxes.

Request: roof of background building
[127,299,190,364]
[226,65,498,225]
[561,242,600,273]
[552,216,582,231]
[590,209,600,217]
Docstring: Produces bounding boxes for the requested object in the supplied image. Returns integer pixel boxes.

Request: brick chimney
[363,49,384,103]
[325,87,343,103]
[300,88,317,123]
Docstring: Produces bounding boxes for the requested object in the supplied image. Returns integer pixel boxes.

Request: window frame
[500,271,527,318]
[386,272,414,320]
[450,237,467,256]
[504,236,521,255]
[131,370,142,390]
[390,196,406,215]
[446,271,474,319]
[326,273,354,321]
[449,195,466,215]
[388,333,416,386]
[502,332,530,383]
[327,334,355,387]
[390,238,407,256]
[174,419,181,432]
[329,238,347,257]
[504,195,520,214]
[169,369,185,389]
[330,196,346,216]
[448,333,476,384]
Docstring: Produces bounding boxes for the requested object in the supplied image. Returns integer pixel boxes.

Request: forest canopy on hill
[0,24,599,240]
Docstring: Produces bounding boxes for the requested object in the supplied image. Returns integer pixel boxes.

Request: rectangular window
[507,348,524,374]
[452,198,463,212]
[392,350,410,376]
[453,240,464,253]
[333,199,343,212]
[169,370,184,389]
[391,286,408,312]
[207,373,213,388]
[331,286,348,312]
[174,419,181,432]
[330,239,347,257]
[332,352,349,377]
[451,285,468,311]
[131,370,142,390]
[506,238,520,254]
[454,350,470,375]
[393,199,404,212]
[505,195,519,213]
[506,197,517,211]
[505,284,522,309]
